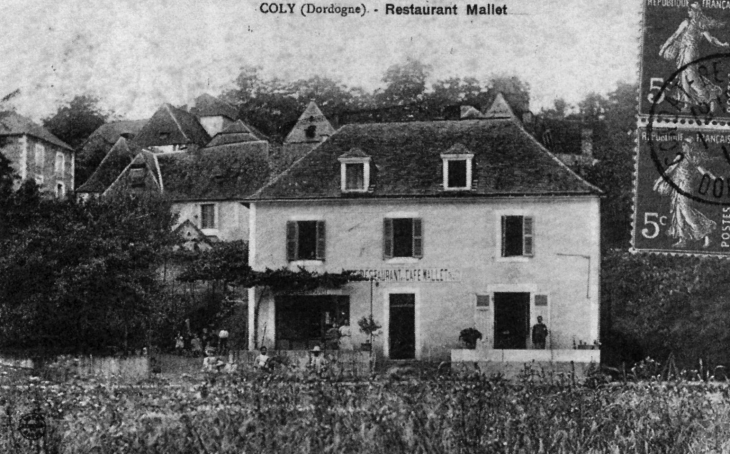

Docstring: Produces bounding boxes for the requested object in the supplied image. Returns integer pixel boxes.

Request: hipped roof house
[0,112,72,150]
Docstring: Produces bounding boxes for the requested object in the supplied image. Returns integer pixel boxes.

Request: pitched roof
[0,111,72,150]
[284,101,336,144]
[483,93,519,120]
[132,104,210,149]
[190,94,238,120]
[253,119,601,200]
[81,119,147,146]
[76,137,136,193]
[155,142,270,201]
[206,120,261,147]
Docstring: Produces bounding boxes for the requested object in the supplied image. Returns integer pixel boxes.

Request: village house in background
[0,111,74,197]
[246,96,602,364]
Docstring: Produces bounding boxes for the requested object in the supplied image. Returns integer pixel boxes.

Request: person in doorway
[325,323,341,351]
[175,332,185,354]
[532,316,549,349]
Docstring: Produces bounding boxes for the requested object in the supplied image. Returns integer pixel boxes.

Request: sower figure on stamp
[653,137,717,248]
[659,1,730,113]
[532,316,548,349]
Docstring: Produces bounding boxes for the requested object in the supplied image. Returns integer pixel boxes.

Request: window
[383,218,423,259]
[287,220,325,261]
[55,182,65,199]
[200,204,216,229]
[34,143,44,169]
[129,168,145,187]
[501,216,534,257]
[55,152,65,177]
[447,160,467,188]
[441,147,473,190]
[339,151,371,193]
[345,163,365,190]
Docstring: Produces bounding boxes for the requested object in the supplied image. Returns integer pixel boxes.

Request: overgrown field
[2,372,730,454]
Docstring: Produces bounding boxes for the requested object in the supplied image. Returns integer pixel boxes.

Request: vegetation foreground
[2,370,730,454]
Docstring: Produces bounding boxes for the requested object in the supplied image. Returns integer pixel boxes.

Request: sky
[0,0,642,122]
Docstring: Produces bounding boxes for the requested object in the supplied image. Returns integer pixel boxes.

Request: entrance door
[389,293,415,359]
[493,292,530,349]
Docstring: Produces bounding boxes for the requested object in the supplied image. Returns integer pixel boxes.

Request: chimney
[581,128,593,158]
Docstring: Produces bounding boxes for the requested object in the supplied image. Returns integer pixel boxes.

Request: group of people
[254,345,328,374]
[175,327,230,357]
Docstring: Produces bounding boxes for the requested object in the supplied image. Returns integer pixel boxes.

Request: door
[389,293,415,359]
[493,292,530,349]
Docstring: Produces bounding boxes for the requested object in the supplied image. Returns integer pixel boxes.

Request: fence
[155,349,372,377]
[0,354,149,382]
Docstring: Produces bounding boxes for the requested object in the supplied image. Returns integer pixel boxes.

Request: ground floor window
[275,295,349,350]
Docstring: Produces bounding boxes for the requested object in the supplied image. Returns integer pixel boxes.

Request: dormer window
[130,167,145,187]
[441,144,474,191]
[339,149,371,193]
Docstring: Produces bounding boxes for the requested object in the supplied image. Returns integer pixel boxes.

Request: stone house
[246,114,602,362]
[0,112,74,197]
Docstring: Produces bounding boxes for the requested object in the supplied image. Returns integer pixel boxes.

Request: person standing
[255,346,271,371]
[218,328,230,355]
[531,316,549,349]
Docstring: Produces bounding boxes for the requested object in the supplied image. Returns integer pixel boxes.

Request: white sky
[0,0,642,121]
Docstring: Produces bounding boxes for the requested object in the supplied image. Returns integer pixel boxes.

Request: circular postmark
[648,52,730,207]
[17,410,46,441]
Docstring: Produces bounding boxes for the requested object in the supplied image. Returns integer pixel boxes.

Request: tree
[42,95,108,150]
[377,58,432,106]
[488,75,531,112]
[540,98,571,119]
[0,188,178,356]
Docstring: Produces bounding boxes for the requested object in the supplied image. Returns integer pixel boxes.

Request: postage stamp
[640,1,730,120]
[633,126,730,254]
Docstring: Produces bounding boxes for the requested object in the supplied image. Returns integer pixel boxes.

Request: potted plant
[357,315,381,352]
[459,328,482,349]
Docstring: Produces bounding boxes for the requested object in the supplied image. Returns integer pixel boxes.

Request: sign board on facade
[349,268,462,282]
[640,2,730,120]
[633,127,730,254]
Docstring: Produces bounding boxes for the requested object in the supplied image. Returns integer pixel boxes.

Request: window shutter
[286,221,298,261]
[412,218,423,258]
[523,216,534,256]
[316,221,326,261]
[383,218,393,259]
[501,216,507,257]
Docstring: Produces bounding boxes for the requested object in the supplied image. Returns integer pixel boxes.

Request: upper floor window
[339,149,371,193]
[384,218,423,259]
[501,215,534,257]
[34,143,45,170]
[441,144,473,190]
[55,151,65,177]
[287,220,325,261]
[200,203,216,229]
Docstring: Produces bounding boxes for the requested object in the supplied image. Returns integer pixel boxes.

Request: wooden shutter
[523,216,534,256]
[383,218,393,259]
[286,221,298,261]
[316,221,326,260]
[500,216,507,257]
[412,218,423,258]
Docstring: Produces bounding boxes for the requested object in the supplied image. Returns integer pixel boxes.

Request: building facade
[0,112,74,197]
[247,117,602,361]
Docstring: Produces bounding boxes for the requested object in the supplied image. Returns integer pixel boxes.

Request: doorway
[493,292,530,349]
[389,293,415,359]
[275,295,349,350]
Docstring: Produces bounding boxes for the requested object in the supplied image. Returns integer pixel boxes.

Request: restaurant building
[247,109,602,361]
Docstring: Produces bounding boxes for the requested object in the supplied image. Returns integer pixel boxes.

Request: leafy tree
[377,58,432,106]
[42,95,109,150]
[540,98,571,119]
[0,188,178,356]
[488,75,531,113]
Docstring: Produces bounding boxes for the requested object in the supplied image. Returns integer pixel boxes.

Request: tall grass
[1,371,729,453]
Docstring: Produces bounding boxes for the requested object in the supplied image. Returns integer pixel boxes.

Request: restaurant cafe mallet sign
[348,268,462,283]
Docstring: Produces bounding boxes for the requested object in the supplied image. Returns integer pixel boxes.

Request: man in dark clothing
[532,316,548,349]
